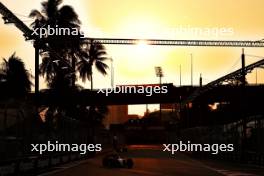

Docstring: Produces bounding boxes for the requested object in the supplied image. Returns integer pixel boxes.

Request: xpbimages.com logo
[97,85,169,96]
[31,25,84,38]
[31,141,102,155]
[163,141,234,155]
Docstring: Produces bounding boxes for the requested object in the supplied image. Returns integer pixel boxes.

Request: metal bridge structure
[83,38,264,47]
[183,54,264,104]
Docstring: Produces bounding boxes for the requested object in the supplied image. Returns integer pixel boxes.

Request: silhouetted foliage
[0,53,32,97]
[29,0,109,130]
[77,40,109,89]
[29,0,109,90]
[29,0,83,88]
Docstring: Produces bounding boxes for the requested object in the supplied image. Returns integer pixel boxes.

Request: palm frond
[95,61,108,75]
[29,10,44,19]
[58,5,81,24]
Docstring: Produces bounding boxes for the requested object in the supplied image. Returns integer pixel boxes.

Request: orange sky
[1,0,264,115]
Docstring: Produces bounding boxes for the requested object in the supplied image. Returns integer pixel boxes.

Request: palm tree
[29,0,110,141]
[29,0,83,88]
[77,41,109,89]
[39,54,73,91]
[0,54,33,150]
[30,0,110,90]
[0,53,32,97]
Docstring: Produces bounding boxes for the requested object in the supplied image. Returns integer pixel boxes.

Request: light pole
[155,66,164,121]
[199,73,203,87]
[179,65,182,87]
[191,53,193,86]
[110,58,114,88]
[155,66,164,84]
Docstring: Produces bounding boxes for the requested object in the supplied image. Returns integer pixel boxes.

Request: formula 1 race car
[102,154,134,168]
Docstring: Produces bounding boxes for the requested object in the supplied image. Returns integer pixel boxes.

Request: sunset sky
[1,0,264,115]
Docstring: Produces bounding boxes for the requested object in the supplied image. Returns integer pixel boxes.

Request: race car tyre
[126,158,134,169]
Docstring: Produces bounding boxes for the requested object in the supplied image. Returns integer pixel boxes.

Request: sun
[135,40,149,53]
[111,16,170,75]
[133,39,159,64]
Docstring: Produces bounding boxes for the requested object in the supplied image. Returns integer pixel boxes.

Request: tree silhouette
[29,0,83,88]
[29,0,109,90]
[77,41,109,89]
[29,0,109,138]
[0,53,32,97]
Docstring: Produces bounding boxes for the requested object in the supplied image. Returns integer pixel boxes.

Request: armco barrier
[18,157,37,175]
[0,162,16,176]
[0,152,95,176]
[189,151,264,167]
[37,156,49,170]
[61,155,70,164]
[51,155,60,166]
